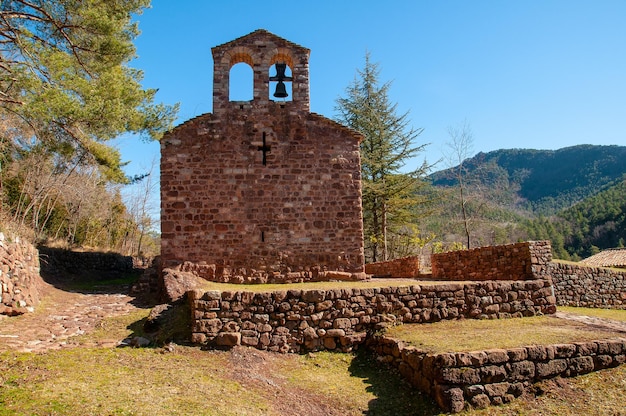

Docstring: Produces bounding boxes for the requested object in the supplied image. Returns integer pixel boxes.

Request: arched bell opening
[229,62,254,101]
[269,63,293,101]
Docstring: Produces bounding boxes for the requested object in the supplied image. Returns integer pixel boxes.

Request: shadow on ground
[348,351,442,416]
[38,247,159,308]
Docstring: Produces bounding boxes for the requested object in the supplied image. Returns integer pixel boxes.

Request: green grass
[2,294,626,415]
[0,348,267,416]
[559,306,626,322]
[0,347,439,415]
[385,315,625,354]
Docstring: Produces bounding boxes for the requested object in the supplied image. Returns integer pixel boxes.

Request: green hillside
[430,144,626,215]
[423,144,626,259]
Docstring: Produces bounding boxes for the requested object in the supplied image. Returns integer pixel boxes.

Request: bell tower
[211,29,310,115]
[161,29,365,283]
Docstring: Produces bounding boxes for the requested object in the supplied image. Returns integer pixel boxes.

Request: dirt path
[552,311,626,334]
[0,282,141,353]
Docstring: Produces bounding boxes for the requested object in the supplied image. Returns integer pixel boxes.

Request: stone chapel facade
[160,29,365,282]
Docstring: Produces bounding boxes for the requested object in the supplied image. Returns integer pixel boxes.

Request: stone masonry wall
[369,335,626,413]
[550,262,626,309]
[0,233,43,315]
[431,241,552,281]
[364,256,420,278]
[38,247,134,277]
[161,30,365,280]
[189,280,556,353]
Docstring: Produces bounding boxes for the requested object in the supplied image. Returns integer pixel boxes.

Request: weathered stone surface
[431,241,551,281]
[0,234,43,315]
[162,268,207,303]
[434,385,465,413]
[508,360,535,381]
[567,356,594,376]
[215,332,241,347]
[536,359,568,378]
[160,30,365,281]
[550,261,626,309]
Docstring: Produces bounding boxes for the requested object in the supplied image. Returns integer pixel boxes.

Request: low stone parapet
[364,256,420,278]
[432,241,552,281]
[189,279,556,353]
[368,334,626,413]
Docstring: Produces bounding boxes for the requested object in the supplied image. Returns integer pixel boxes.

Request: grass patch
[0,348,269,416]
[559,306,626,322]
[71,308,152,345]
[199,278,459,292]
[284,351,440,415]
[0,347,440,416]
[385,316,625,353]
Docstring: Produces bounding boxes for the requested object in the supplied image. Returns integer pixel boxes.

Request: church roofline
[162,111,363,144]
[212,29,310,56]
[308,112,364,143]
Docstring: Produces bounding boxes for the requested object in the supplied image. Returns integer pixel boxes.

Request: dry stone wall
[550,262,626,309]
[431,241,552,281]
[189,280,556,353]
[0,234,43,315]
[364,256,420,278]
[369,335,626,413]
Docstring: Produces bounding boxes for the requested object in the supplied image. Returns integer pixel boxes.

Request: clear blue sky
[117,0,626,182]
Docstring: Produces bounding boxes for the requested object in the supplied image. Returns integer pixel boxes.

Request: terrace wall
[189,280,556,353]
[369,335,626,413]
[549,262,626,309]
[431,241,552,281]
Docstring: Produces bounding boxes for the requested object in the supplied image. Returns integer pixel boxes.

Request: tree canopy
[0,0,175,251]
[0,0,177,182]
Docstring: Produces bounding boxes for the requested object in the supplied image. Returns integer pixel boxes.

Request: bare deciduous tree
[444,120,475,249]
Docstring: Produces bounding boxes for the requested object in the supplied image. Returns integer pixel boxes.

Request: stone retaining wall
[431,241,552,281]
[364,256,420,278]
[550,262,626,309]
[189,280,556,353]
[369,335,626,413]
[0,233,43,315]
[38,247,134,279]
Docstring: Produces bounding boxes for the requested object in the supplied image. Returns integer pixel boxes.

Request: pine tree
[335,53,429,262]
[0,0,178,183]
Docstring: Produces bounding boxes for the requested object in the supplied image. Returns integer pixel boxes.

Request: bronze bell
[274,81,288,98]
[271,63,292,99]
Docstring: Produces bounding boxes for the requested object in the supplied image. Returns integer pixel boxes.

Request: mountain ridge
[429,144,626,215]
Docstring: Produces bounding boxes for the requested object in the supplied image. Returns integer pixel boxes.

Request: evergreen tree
[335,53,429,262]
[0,0,177,183]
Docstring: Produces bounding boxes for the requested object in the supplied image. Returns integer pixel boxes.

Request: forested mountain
[422,145,626,259]
[430,145,626,215]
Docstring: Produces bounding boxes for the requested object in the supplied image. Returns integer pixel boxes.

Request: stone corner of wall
[1,235,44,316]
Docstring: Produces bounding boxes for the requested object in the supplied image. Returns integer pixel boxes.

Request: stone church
[160,29,365,282]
